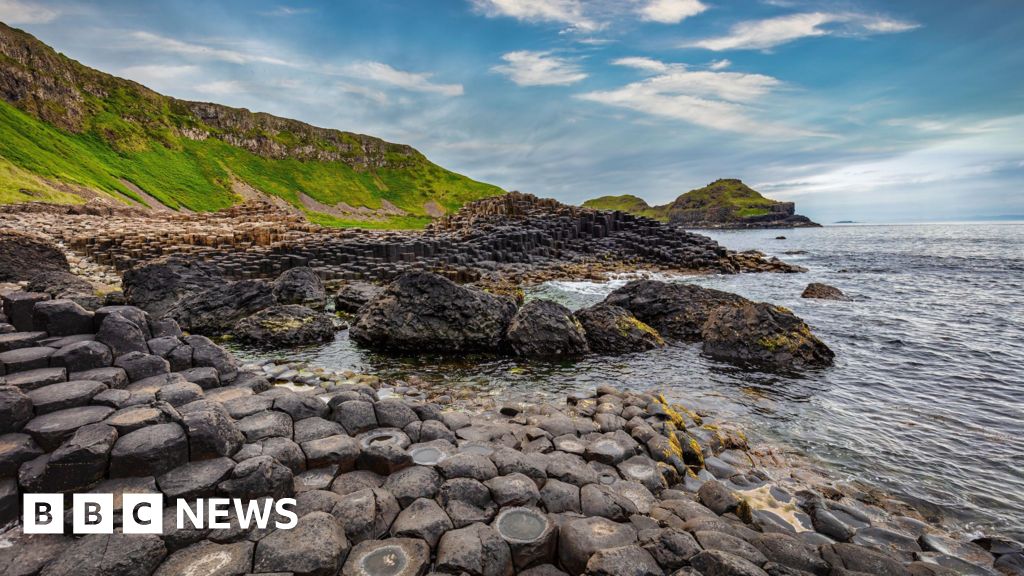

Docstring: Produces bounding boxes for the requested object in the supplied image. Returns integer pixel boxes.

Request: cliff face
[0,22,502,224]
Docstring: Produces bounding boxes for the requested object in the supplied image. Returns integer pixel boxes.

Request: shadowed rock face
[701,302,835,370]
[351,271,517,353]
[506,300,589,357]
[0,229,69,282]
[575,303,665,354]
[233,305,336,347]
[122,256,225,318]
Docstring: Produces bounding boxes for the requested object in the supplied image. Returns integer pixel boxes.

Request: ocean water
[234,223,1024,540]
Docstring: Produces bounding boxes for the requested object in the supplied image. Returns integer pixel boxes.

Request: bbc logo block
[23,493,164,534]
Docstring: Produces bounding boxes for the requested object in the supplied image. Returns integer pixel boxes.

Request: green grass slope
[581,194,669,221]
[581,179,784,222]
[0,22,502,227]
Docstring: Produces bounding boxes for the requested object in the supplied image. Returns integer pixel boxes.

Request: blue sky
[2,0,1023,222]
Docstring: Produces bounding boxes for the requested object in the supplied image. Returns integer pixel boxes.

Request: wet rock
[585,544,662,576]
[23,405,114,451]
[334,282,384,314]
[49,341,113,372]
[153,540,253,576]
[166,279,275,334]
[695,530,768,566]
[820,543,908,576]
[254,511,348,576]
[351,271,517,353]
[919,533,994,567]
[699,479,741,515]
[0,385,33,433]
[382,465,443,507]
[234,304,335,347]
[33,300,94,337]
[558,516,637,575]
[690,549,770,576]
[41,531,166,576]
[505,299,589,357]
[342,538,430,576]
[575,303,665,355]
[801,283,849,301]
[436,522,513,576]
[852,526,921,560]
[334,487,400,544]
[156,457,235,500]
[391,497,453,547]
[604,280,748,340]
[0,229,69,282]
[109,423,188,478]
[273,267,327,309]
[748,533,829,575]
[492,507,558,570]
[701,302,834,370]
[358,428,413,475]
[27,379,106,409]
[219,455,293,499]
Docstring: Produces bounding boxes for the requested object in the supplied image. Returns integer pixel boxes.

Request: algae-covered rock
[701,302,834,370]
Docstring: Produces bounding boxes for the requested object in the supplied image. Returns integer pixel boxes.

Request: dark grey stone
[109,423,188,478]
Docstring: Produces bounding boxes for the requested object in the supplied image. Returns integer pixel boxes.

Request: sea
[233,223,1024,540]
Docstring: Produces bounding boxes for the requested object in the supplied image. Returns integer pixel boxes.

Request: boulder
[575,303,665,354]
[184,335,238,381]
[273,267,327,309]
[167,279,276,334]
[334,487,400,544]
[801,283,849,301]
[182,402,245,459]
[558,516,637,575]
[382,465,443,507]
[333,282,384,314]
[505,299,589,357]
[604,280,748,340]
[391,497,454,547]
[26,270,94,300]
[351,271,517,353]
[122,256,224,318]
[233,305,335,347]
[109,423,188,478]
[0,386,33,433]
[254,511,348,576]
[701,302,834,369]
[114,352,170,382]
[436,522,513,576]
[0,229,68,282]
[95,314,148,358]
[32,300,94,337]
[219,454,294,499]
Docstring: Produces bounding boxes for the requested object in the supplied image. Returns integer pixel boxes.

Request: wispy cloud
[493,51,587,86]
[688,12,919,51]
[636,0,707,24]
[118,64,200,88]
[341,61,464,96]
[193,80,247,96]
[260,5,313,17]
[579,57,821,138]
[708,58,731,70]
[0,0,58,24]
[127,31,296,66]
[469,0,599,32]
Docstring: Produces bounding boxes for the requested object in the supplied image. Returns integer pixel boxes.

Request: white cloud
[0,0,58,23]
[469,0,599,31]
[579,57,820,138]
[708,58,731,70]
[335,81,389,105]
[260,6,313,17]
[636,0,707,24]
[193,80,246,96]
[342,61,464,96]
[493,51,587,86]
[128,31,296,66]
[689,12,919,51]
[118,65,199,87]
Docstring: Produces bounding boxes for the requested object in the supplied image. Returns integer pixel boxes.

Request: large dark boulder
[701,302,834,369]
[801,283,849,301]
[505,299,589,357]
[122,256,225,318]
[604,280,748,340]
[575,303,665,354]
[351,271,516,353]
[233,305,335,347]
[32,300,94,337]
[167,279,276,334]
[273,267,327,309]
[0,229,68,282]
[25,270,94,300]
[333,282,384,314]
[0,386,33,433]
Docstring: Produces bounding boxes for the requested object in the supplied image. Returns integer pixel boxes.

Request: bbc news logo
[24,494,298,534]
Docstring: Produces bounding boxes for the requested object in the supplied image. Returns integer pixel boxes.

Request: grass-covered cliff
[0,22,502,228]
[582,179,818,228]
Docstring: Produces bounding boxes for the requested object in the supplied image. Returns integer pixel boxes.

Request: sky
[1,0,1023,222]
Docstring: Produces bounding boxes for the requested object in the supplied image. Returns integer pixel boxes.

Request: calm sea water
[234,223,1024,540]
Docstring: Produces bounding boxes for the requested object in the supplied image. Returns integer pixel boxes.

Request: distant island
[584,178,820,229]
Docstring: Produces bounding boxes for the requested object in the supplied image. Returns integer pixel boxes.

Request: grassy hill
[0,22,502,228]
[582,194,669,220]
[582,179,795,224]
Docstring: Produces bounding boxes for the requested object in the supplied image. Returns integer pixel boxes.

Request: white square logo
[122,493,164,534]
[23,494,64,534]
[72,493,113,534]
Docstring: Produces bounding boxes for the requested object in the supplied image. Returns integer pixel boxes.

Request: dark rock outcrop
[273,267,327,310]
[0,229,69,282]
[167,279,275,334]
[122,256,225,318]
[604,280,748,340]
[575,303,665,354]
[506,299,589,357]
[701,302,834,369]
[233,305,336,347]
[333,282,384,314]
[351,271,516,353]
[801,283,849,301]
